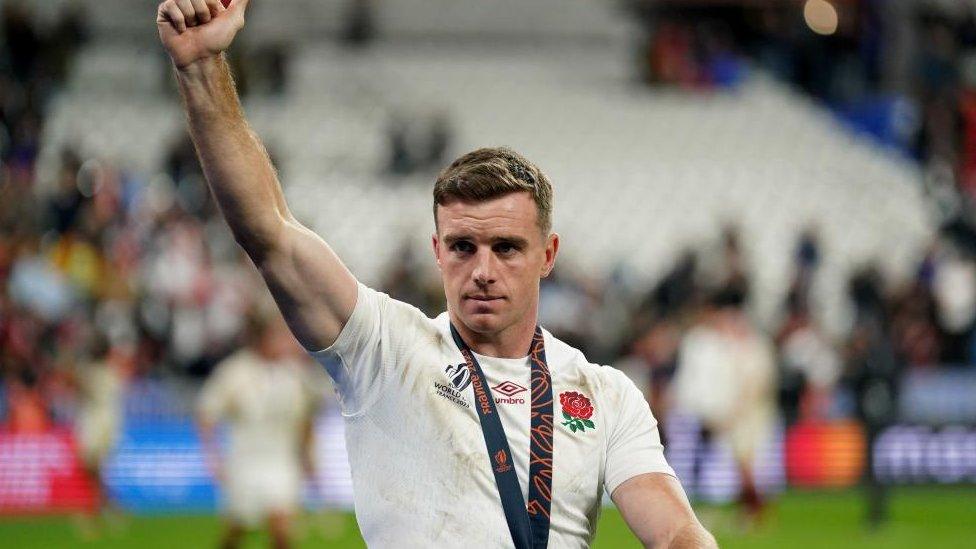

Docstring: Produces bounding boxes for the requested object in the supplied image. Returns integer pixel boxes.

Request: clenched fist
[157,0,250,69]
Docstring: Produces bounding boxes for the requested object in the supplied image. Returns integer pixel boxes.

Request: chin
[460,311,503,334]
[464,315,496,332]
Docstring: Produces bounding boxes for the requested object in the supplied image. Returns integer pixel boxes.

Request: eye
[451,240,475,254]
[494,242,519,255]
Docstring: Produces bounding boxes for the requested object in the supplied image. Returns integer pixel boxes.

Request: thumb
[227,0,250,12]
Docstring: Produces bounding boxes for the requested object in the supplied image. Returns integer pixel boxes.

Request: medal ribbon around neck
[449,323,554,549]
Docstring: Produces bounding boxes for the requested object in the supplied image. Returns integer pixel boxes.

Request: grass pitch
[0,486,972,548]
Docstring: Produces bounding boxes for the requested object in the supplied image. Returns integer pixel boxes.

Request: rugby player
[198,311,325,548]
[157,1,716,546]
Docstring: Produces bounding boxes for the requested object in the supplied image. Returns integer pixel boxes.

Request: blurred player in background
[197,309,326,549]
[71,332,131,536]
[675,287,777,526]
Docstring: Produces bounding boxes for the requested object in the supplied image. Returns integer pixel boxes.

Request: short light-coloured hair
[433,146,553,234]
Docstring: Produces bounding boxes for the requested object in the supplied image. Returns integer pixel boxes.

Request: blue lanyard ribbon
[450,323,554,549]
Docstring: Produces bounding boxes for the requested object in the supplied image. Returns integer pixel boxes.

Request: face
[433,192,558,340]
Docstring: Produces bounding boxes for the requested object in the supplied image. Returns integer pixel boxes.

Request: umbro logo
[492,381,527,397]
[493,380,527,405]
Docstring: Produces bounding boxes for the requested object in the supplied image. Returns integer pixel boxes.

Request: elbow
[653,520,716,549]
[230,214,289,263]
[232,229,274,263]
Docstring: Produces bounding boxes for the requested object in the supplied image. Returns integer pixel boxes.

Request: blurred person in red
[3,369,50,433]
[197,308,325,549]
[674,287,777,526]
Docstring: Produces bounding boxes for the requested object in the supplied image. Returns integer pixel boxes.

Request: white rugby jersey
[311,283,674,548]
[198,350,323,476]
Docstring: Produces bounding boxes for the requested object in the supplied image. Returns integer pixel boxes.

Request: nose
[472,248,497,288]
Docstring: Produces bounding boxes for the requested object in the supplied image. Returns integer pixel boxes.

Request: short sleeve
[604,369,676,496]
[308,282,427,416]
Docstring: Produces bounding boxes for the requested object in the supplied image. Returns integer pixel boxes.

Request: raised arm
[157,0,357,350]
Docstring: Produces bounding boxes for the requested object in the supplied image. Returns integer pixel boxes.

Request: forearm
[175,54,290,258]
[614,474,716,549]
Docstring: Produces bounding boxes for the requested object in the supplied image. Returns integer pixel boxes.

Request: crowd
[623,0,976,446]
[544,225,975,429]
[3,1,975,452]
[0,2,272,433]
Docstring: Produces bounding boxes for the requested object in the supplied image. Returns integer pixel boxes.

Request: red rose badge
[559,391,596,433]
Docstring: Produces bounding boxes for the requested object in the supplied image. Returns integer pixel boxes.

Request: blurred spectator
[776,290,841,425]
[625,318,682,446]
[539,270,591,352]
[2,2,42,82]
[7,234,75,321]
[699,224,751,306]
[385,110,455,178]
[47,149,85,233]
[931,240,976,363]
[4,368,48,432]
[165,133,203,187]
[890,252,942,367]
[843,263,901,527]
[44,2,90,83]
[381,240,443,316]
[386,114,413,176]
[425,110,453,170]
[776,229,840,425]
[643,249,699,320]
[342,0,376,48]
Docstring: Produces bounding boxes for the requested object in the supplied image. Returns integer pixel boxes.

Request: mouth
[465,295,504,302]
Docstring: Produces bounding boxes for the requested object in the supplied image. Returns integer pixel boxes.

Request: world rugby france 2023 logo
[494,449,512,473]
[445,363,471,391]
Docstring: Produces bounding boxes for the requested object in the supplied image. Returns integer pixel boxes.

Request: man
[198,311,325,548]
[674,289,776,523]
[156,1,715,547]
[72,333,129,534]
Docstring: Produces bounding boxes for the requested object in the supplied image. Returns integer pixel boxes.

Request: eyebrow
[443,234,529,248]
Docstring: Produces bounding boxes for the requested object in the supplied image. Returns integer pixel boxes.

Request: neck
[449,312,538,359]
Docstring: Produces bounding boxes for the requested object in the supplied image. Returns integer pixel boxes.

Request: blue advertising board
[103,421,217,513]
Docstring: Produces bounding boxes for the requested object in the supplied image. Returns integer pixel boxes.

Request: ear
[541,232,559,278]
[432,233,443,270]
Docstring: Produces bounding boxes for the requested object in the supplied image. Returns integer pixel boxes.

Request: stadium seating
[36,0,934,337]
[30,0,630,44]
